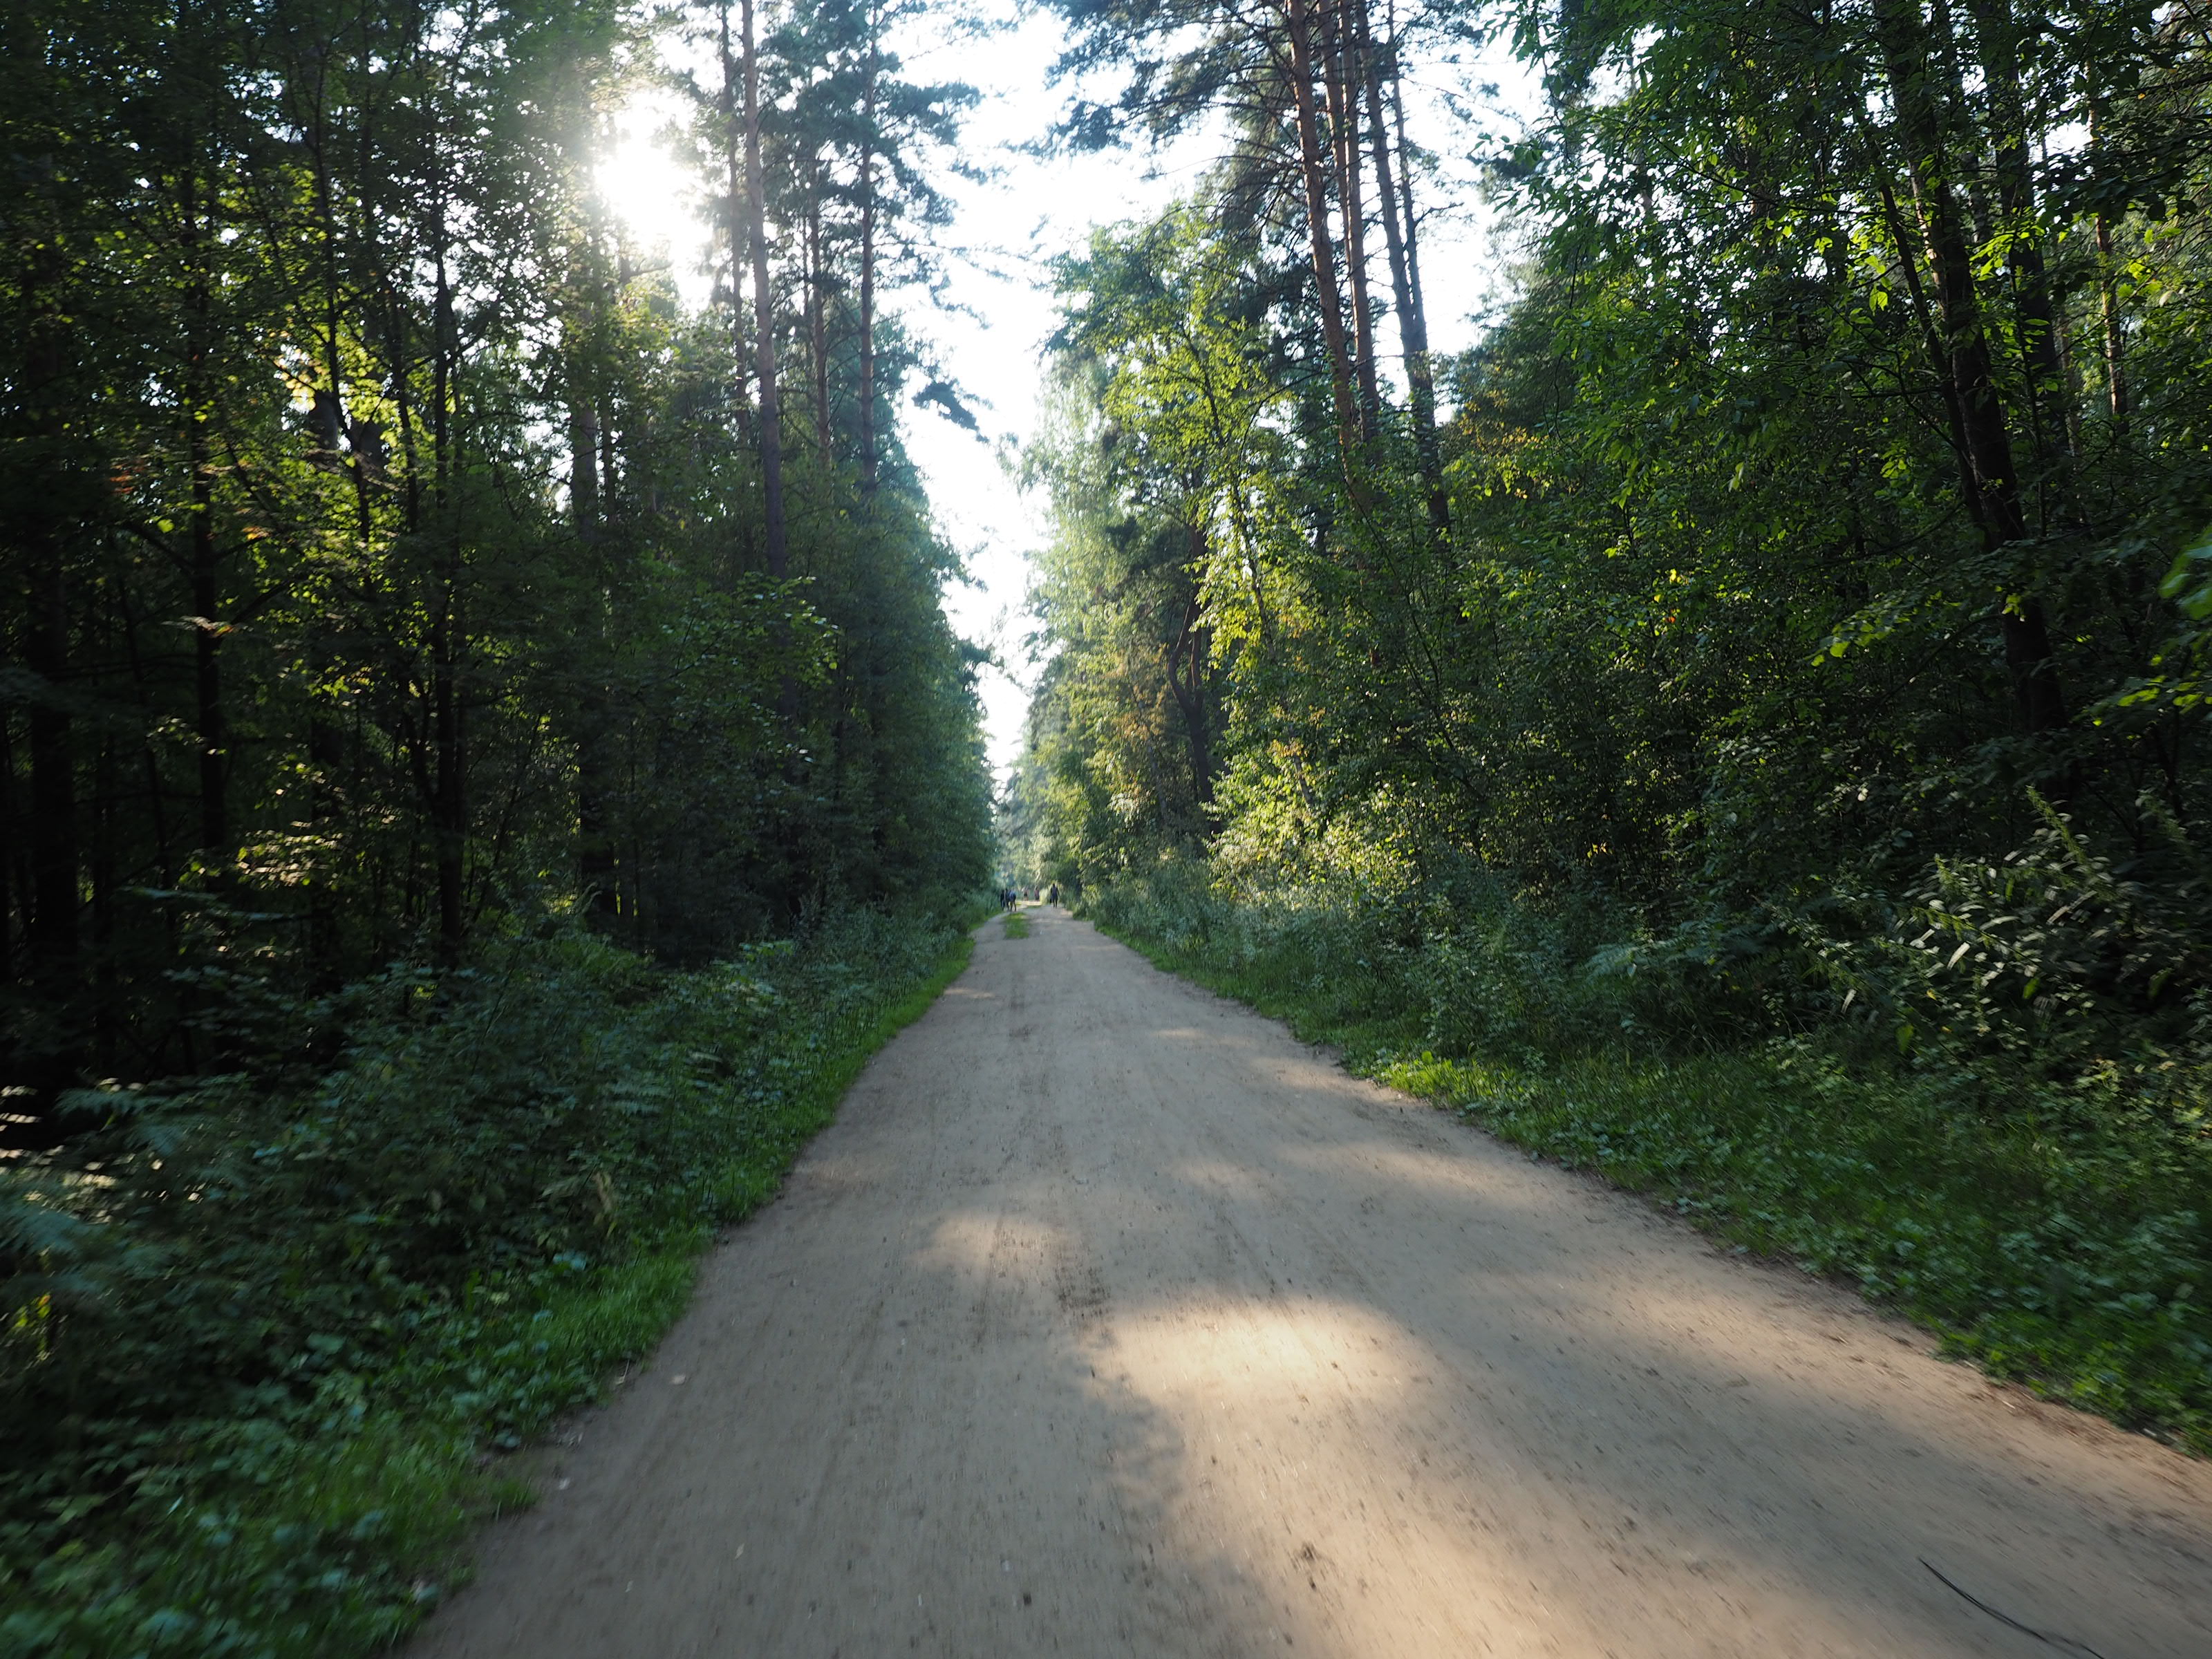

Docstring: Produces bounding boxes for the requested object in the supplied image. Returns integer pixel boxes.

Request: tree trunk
[431,604,465,955]
[577,736,617,926]
[1322,0,1380,439]
[566,303,617,926]
[1384,0,1434,423]
[1965,0,2069,518]
[718,3,756,448]
[859,158,879,489]
[189,411,228,884]
[15,225,78,1032]
[1873,0,2065,736]
[27,551,77,1006]
[2094,213,2127,426]
[190,490,227,881]
[858,18,881,493]
[1165,594,1215,812]
[1357,0,1446,536]
[430,223,465,952]
[742,0,788,579]
[570,398,600,527]
[805,171,833,457]
[0,677,15,988]
[176,158,232,886]
[92,732,116,1072]
[1873,167,1985,516]
[1282,0,1360,473]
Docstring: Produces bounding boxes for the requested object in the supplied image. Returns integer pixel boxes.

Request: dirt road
[413,906,2212,1658]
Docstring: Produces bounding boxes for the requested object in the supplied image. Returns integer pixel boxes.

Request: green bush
[1,903,980,1658]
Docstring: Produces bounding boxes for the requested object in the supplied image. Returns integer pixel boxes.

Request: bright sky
[596,6,1537,781]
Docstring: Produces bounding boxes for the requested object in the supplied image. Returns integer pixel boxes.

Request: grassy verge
[1,906,980,1658]
[1001,910,1031,939]
[1091,902,2212,1456]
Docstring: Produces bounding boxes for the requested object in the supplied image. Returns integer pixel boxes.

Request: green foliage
[0,906,979,1657]
[1,0,992,1100]
[1844,794,2212,1100]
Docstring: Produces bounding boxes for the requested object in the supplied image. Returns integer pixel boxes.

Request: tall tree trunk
[569,400,600,529]
[1357,0,1446,536]
[1873,168,1985,516]
[1385,0,1434,406]
[1873,0,2065,736]
[0,677,15,988]
[858,19,881,494]
[27,550,77,1011]
[742,0,788,579]
[1322,0,1380,439]
[431,601,465,955]
[577,735,617,926]
[1165,540,1216,811]
[91,731,116,1072]
[718,3,756,448]
[185,163,229,885]
[2094,212,2128,426]
[19,235,77,1033]
[190,470,227,881]
[2080,24,2128,429]
[1282,0,1360,476]
[565,296,617,926]
[432,234,453,505]
[1966,0,2069,520]
[805,169,833,457]
[430,223,465,952]
[858,158,879,489]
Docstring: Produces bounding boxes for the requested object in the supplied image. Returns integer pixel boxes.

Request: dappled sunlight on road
[1270,1133,1564,1208]
[915,1208,1070,1277]
[413,905,2212,1659]
[1072,1288,1915,1658]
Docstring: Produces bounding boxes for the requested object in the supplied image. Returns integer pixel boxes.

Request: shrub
[0,903,977,1657]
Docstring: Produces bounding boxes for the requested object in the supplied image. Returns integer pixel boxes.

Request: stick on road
[413,906,2212,1658]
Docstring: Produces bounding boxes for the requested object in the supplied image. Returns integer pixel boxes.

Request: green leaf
[2159,527,2212,619]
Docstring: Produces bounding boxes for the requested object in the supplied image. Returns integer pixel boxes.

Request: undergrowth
[0,903,982,1658]
[1087,861,2212,1455]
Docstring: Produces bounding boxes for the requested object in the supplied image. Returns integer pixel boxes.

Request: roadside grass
[1002,910,1031,939]
[1,906,981,1659]
[1090,899,2212,1456]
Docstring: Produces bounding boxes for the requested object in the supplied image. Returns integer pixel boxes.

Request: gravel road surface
[411,905,2212,1658]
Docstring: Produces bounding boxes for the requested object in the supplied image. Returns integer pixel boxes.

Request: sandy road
[413,906,2212,1658]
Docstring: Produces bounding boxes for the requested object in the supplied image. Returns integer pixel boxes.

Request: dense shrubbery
[0,904,976,1658]
[1089,855,2212,1449]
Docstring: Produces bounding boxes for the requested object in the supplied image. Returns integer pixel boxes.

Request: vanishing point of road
[413,906,2212,1658]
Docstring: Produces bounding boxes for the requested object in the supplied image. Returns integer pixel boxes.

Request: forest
[1004,0,2212,1453]
[8,0,2212,1649]
[1,0,991,1648]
